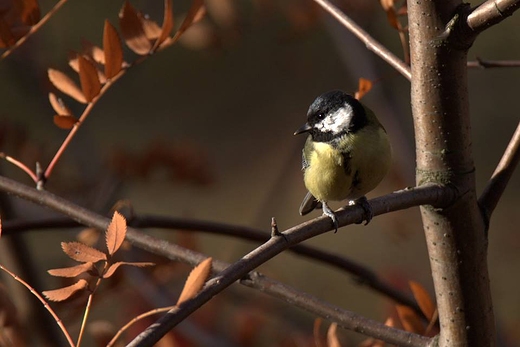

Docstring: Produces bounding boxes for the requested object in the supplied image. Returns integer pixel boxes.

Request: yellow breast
[303,126,391,203]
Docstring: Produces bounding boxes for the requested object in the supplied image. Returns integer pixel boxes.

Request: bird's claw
[322,203,339,233]
[353,196,373,225]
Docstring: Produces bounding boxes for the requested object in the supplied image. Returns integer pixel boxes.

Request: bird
[294,90,391,232]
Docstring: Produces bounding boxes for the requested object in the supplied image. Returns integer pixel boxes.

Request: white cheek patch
[315,103,353,134]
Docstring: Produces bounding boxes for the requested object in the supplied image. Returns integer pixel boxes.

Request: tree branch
[478,121,520,224]
[467,0,520,33]
[312,0,412,80]
[2,215,424,317]
[0,175,452,345]
[467,58,520,68]
[408,0,496,345]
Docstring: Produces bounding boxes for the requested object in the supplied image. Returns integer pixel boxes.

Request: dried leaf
[140,14,162,41]
[48,68,87,103]
[49,92,72,116]
[81,38,106,65]
[53,115,78,129]
[380,0,394,11]
[20,0,41,25]
[61,242,107,263]
[152,0,174,50]
[178,21,218,50]
[395,305,424,334]
[48,262,95,278]
[326,323,340,347]
[103,20,123,79]
[409,281,436,321]
[170,0,205,45]
[313,318,323,347]
[106,211,127,256]
[119,1,152,55]
[0,17,15,48]
[355,78,373,100]
[103,261,154,278]
[43,279,89,302]
[78,55,101,102]
[69,52,107,84]
[385,8,400,30]
[177,257,212,304]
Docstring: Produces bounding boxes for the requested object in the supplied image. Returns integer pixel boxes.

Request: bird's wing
[299,191,322,216]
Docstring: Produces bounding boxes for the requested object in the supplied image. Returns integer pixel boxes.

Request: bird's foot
[350,196,373,225]
[322,202,339,233]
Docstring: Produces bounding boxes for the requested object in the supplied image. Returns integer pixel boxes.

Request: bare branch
[2,215,424,316]
[467,0,520,33]
[478,122,520,222]
[241,274,432,347]
[468,58,520,68]
[312,0,411,80]
[0,175,452,345]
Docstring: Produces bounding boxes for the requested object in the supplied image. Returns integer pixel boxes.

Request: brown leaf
[170,0,205,45]
[81,38,106,65]
[106,211,127,256]
[48,92,72,116]
[103,20,123,79]
[0,17,15,48]
[53,115,78,129]
[43,279,89,302]
[326,322,340,347]
[140,14,162,41]
[409,281,436,321]
[395,305,424,334]
[385,8,400,30]
[355,78,373,100]
[119,1,152,55]
[152,0,174,50]
[20,0,41,26]
[48,68,87,103]
[78,55,101,102]
[313,318,324,347]
[48,262,95,278]
[103,261,154,278]
[61,242,107,263]
[380,0,394,11]
[177,257,212,304]
[69,52,107,85]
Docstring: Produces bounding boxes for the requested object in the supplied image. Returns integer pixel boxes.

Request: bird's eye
[317,114,324,120]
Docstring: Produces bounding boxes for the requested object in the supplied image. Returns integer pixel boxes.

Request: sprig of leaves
[43,211,153,302]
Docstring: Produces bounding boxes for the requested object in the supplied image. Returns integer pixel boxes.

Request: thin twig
[0,153,38,182]
[0,264,75,347]
[478,122,520,222]
[2,215,424,317]
[43,68,126,180]
[241,273,431,347]
[313,0,411,80]
[0,0,70,61]
[107,306,174,347]
[0,175,452,345]
[467,0,520,33]
[127,184,453,346]
[467,58,520,68]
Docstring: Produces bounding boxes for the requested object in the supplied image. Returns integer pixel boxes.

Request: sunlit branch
[467,0,520,33]
[478,122,520,223]
[313,0,411,80]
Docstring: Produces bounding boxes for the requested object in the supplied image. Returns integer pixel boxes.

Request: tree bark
[408,1,495,346]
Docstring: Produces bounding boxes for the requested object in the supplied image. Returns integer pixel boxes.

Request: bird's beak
[294,123,312,135]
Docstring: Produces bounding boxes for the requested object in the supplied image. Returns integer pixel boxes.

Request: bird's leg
[322,202,339,233]
[349,196,373,225]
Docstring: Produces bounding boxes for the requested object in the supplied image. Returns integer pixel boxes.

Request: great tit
[294,90,391,232]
